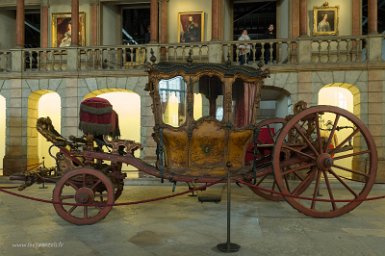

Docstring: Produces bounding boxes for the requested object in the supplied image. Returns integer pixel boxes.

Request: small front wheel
[52,167,114,225]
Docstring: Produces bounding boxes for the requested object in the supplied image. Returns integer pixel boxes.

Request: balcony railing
[310,35,367,64]
[0,34,383,74]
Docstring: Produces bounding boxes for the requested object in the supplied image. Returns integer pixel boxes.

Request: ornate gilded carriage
[8,58,378,225]
[146,62,268,178]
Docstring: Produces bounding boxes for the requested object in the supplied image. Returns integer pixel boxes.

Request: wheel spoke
[256,173,268,186]
[333,150,370,160]
[322,169,337,211]
[82,174,86,187]
[311,169,321,209]
[84,206,88,218]
[91,179,102,190]
[314,113,323,152]
[68,205,77,214]
[294,124,319,156]
[271,181,277,195]
[330,128,359,155]
[328,168,358,198]
[60,195,75,200]
[281,162,315,176]
[284,176,290,191]
[290,171,315,195]
[282,145,316,160]
[332,163,369,178]
[66,180,79,190]
[324,114,340,152]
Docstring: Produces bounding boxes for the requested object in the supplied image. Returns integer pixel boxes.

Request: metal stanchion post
[217,162,240,253]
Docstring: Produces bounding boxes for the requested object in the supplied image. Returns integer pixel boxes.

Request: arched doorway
[0,95,5,176]
[258,86,291,122]
[85,89,141,178]
[28,91,61,168]
[318,84,358,178]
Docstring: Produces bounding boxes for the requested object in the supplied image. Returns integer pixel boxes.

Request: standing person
[238,29,251,65]
[264,24,276,64]
[144,25,151,44]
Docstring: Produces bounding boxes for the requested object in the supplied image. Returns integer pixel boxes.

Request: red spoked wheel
[247,118,286,201]
[272,105,377,218]
[53,167,114,225]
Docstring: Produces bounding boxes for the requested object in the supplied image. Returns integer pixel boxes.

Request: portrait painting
[51,12,86,47]
[313,4,339,36]
[178,11,204,43]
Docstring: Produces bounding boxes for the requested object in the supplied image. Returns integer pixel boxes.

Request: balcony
[0,34,384,76]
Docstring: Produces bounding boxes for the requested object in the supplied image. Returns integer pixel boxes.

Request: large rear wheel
[273,106,377,217]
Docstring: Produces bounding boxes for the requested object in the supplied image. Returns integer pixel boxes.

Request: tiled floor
[1,179,385,256]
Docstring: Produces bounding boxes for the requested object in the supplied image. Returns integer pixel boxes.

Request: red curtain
[234,82,256,128]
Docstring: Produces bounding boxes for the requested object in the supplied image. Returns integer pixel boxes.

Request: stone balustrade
[311,35,367,64]
[0,34,384,74]
[222,39,298,65]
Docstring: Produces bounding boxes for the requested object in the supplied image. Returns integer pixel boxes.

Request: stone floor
[1,178,385,256]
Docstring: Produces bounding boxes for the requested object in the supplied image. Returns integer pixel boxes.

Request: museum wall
[101,4,121,45]
[308,0,353,36]
[49,1,92,47]
[223,0,232,41]
[0,10,16,49]
[168,0,212,43]
[277,0,289,38]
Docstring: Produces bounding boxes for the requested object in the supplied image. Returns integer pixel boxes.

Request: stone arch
[84,89,141,177]
[84,88,141,144]
[317,83,361,179]
[318,83,360,118]
[27,90,61,168]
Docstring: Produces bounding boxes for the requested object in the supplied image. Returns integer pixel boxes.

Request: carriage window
[193,76,223,121]
[232,79,257,128]
[159,76,187,127]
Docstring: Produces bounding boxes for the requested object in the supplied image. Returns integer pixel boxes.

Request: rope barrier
[0,180,222,207]
[1,176,385,207]
[237,179,385,203]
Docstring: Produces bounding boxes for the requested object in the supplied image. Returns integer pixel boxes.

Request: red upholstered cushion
[79,97,120,136]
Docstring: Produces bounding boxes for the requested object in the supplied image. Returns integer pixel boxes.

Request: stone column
[40,0,49,48]
[290,0,300,38]
[71,0,80,46]
[211,0,223,41]
[90,0,99,46]
[3,79,26,175]
[16,0,25,48]
[366,70,385,182]
[299,0,307,36]
[351,0,360,36]
[368,0,378,34]
[160,0,168,44]
[150,0,159,43]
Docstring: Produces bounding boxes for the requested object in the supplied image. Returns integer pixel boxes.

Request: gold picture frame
[51,12,86,47]
[313,3,339,36]
[178,11,204,43]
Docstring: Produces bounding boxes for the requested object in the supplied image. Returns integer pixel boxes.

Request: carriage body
[147,62,268,178]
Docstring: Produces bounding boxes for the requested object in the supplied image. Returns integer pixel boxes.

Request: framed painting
[51,12,86,47]
[178,11,204,43]
[313,3,339,36]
